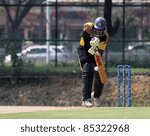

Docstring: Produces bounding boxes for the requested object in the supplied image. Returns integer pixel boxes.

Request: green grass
[1,62,150,75]
[108,67,150,74]
[0,107,150,119]
[0,62,81,74]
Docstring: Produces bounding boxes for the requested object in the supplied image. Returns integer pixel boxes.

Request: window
[52,48,62,53]
[28,49,39,54]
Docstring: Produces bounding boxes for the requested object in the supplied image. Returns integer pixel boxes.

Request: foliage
[0,62,81,75]
[0,60,149,76]
[1,0,39,71]
[107,56,150,68]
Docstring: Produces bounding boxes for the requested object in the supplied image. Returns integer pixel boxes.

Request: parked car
[125,42,150,59]
[5,45,70,63]
[102,42,150,64]
[127,42,150,53]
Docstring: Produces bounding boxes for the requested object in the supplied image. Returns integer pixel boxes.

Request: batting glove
[88,37,100,55]
[90,37,100,47]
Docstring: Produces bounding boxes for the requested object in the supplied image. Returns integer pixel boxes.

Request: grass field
[0,107,150,119]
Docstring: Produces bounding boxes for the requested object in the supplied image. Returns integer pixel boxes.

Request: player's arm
[80,31,91,49]
[80,22,93,50]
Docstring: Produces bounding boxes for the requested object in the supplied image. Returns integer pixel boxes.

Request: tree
[0,0,39,68]
[104,0,120,36]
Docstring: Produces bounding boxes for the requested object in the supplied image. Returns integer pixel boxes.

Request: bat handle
[95,51,100,55]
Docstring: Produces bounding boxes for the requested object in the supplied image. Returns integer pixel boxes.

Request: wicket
[117,65,131,107]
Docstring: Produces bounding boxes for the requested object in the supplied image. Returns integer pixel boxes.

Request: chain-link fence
[0,1,150,68]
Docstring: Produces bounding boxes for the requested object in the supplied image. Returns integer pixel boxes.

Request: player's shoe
[82,99,93,107]
[91,92,101,107]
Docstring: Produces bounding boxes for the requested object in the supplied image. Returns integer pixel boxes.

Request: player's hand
[90,37,100,47]
[88,44,99,55]
[88,37,100,55]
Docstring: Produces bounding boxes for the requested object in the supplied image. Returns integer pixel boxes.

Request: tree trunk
[104,0,120,36]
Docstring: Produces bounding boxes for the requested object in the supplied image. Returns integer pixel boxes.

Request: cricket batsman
[78,17,109,107]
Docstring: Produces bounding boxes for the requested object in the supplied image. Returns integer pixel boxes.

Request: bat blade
[94,53,107,84]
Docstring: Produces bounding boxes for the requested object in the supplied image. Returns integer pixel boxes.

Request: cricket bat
[88,37,107,84]
[94,52,107,84]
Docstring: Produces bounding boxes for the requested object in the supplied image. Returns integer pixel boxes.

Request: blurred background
[0,0,149,106]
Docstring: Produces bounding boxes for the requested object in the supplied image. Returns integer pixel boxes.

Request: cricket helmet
[93,17,107,37]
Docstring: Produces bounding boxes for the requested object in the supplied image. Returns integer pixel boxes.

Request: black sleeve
[78,31,96,67]
[81,31,92,51]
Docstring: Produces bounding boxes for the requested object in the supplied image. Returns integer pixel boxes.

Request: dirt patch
[0,106,81,114]
[0,74,149,107]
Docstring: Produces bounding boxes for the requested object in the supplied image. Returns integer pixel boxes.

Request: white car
[5,45,70,63]
[125,42,150,59]
[103,42,150,62]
